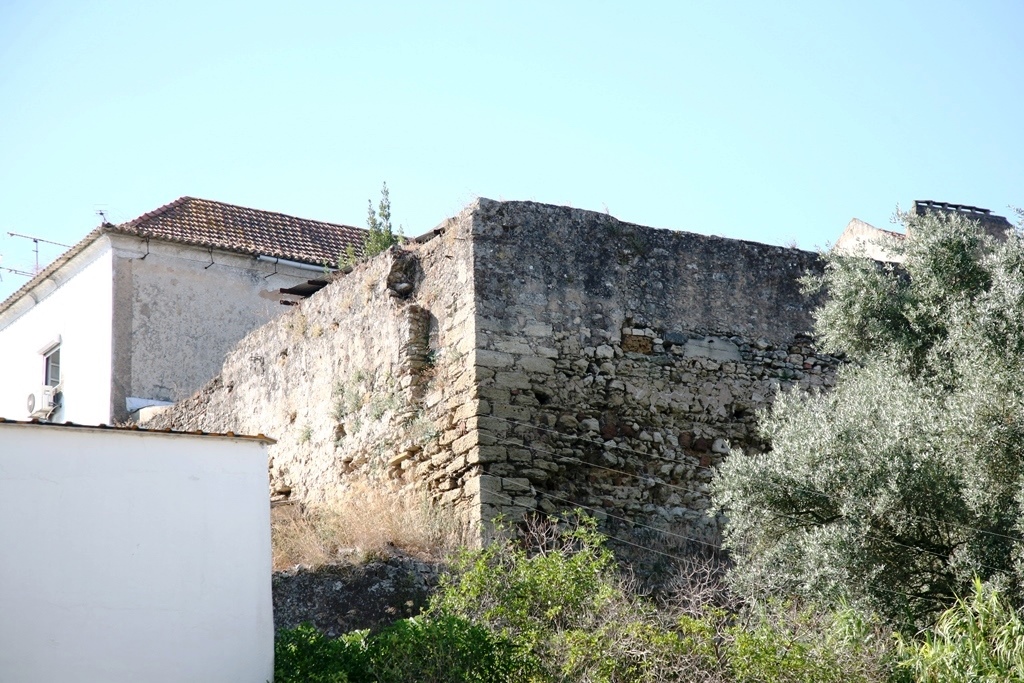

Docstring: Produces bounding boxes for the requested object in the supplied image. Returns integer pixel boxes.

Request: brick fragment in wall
[621,334,654,354]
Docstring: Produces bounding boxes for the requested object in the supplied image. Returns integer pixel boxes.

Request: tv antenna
[0,263,35,279]
[7,232,71,274]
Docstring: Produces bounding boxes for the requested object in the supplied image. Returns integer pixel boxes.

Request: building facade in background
[0,197,363,424]
[833,200,1014,262]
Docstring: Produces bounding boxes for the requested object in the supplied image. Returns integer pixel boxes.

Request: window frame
[40,339,61,388]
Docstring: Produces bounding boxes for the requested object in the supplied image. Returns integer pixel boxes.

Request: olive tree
[713,208,1024,627]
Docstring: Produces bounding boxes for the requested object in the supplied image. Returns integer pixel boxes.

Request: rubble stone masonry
[149,199,841,553]
[464,201,840,556]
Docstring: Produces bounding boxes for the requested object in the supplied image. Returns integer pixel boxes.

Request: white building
[832,217,906,263]
[0,197,363,424]
[833,201,1014,263]
[0,419,275,683]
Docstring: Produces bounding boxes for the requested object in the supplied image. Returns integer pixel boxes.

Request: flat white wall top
[0,418,275,444]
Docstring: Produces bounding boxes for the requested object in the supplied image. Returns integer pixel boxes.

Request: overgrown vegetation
[271,481,467,570]
[276,515,917,682]
[276,208,1024,681]
[897,579,1024,682]
[276,513,1024,682]
[714,208,1024,627]
[339,182,404,268]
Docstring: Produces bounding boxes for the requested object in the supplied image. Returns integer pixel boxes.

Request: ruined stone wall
[463,200,841,560]
[148,198,842,560]
[147,206,482,512]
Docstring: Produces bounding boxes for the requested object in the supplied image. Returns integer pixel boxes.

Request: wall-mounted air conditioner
[27,385,60,420]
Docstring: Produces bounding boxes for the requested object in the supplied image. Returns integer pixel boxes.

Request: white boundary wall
[0,423,273,683]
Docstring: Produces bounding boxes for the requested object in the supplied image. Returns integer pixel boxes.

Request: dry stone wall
[464,200,841,558]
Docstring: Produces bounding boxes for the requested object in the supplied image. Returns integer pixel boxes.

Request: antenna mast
[6,232,71,274]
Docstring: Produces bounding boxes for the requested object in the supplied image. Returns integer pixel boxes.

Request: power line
[488,414,1024,545]
[479,473,951,608]
[492,434,1012,576]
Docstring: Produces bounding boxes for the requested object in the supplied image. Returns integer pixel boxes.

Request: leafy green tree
[339,182,404,267]
[713,209,1024,627]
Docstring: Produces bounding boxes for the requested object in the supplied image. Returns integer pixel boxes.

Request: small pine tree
[339,182,404,269]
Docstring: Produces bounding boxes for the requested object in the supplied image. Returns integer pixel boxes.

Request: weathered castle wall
[147,205,483,512]
[149,198,841,559]
[462,200,841,557]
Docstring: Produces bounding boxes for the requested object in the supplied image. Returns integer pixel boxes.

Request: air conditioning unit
[27,385,60,419]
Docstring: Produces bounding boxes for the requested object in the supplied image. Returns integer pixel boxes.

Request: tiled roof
[0,197,366,319]
[109,196,365,266]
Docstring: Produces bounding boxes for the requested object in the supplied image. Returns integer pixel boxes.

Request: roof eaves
[105,225,342,267]
[103,224,267,262]
[0,226,108,321]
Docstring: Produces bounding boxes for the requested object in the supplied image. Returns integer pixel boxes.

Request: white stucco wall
[0,422,273,683]
[0,231,326,425]
[833,218,905,263]
[0,240,114,424]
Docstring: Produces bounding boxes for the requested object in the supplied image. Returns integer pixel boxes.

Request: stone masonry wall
[147,205,482,514]
[463,200,841,561]
[148,198,841,561]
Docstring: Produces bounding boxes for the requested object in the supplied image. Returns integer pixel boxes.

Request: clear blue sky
[1,1,1021,300]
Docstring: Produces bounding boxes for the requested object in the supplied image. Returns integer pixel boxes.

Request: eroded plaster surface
[110,235,323,421]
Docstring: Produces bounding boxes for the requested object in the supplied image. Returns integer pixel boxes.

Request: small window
[44,346,61,387]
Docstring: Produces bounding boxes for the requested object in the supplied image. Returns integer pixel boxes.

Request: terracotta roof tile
[109,196,365,266]
[0,197,366,319]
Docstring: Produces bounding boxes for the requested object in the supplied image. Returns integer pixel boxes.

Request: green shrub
[274,624,358,683]
[726,601,900,683]
[360,615,523,683]
[274,616,521,683]
[897,579,1024,682]
[432,515,616,642]
[434,515,713,682]
[430,514,619,678]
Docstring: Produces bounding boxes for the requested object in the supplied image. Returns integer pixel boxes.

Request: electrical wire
[488,414,1024,545]
[479,473,951,607]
